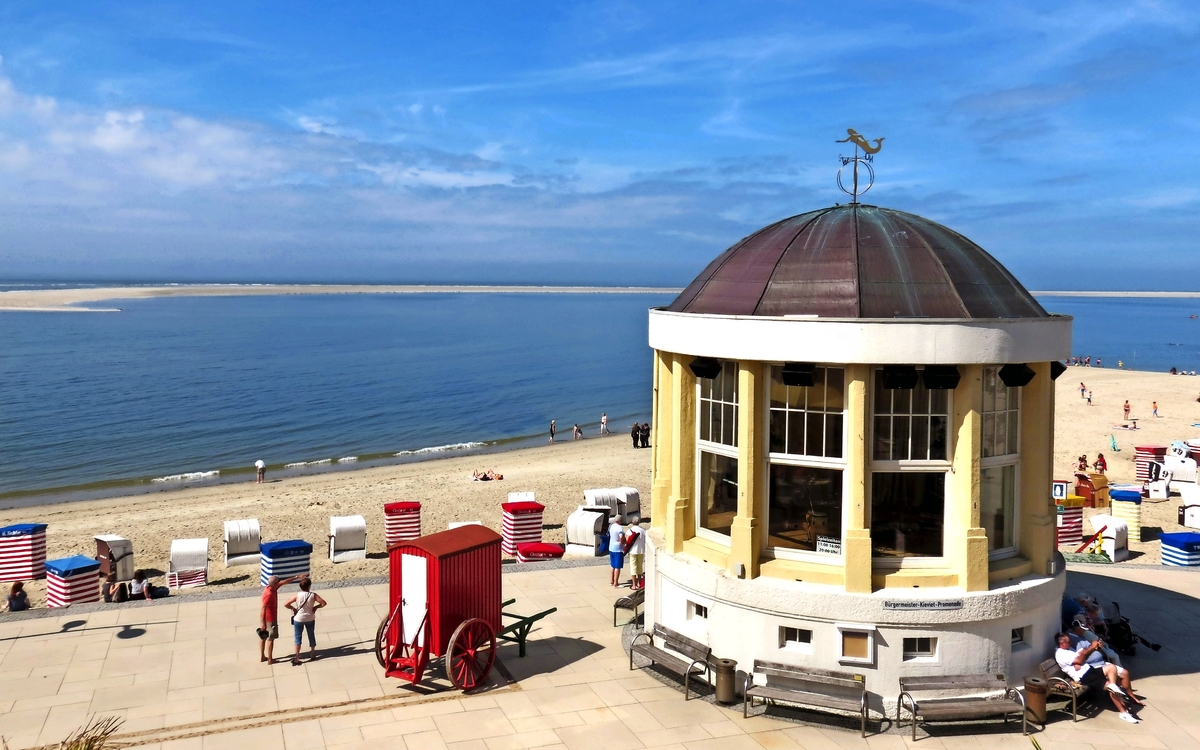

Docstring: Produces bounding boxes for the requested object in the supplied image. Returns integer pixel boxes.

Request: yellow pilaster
[1018,362,1055,575]
[730,361,764,579]
[843,365,872,593]
[650,350,674,530]
[951,365,989,591]
[665,354,696,553]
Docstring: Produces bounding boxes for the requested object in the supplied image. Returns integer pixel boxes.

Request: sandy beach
[1053,366,1200,563]
[0,284,683,312]
[4,365,1198,608]
[1,435,651,607]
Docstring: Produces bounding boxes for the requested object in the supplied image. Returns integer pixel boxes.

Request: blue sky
[0,1,1196,288]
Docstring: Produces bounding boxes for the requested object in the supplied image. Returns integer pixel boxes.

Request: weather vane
[836,128,884,203]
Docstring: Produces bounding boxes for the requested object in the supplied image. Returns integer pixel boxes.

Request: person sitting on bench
[1054,632,1142,724]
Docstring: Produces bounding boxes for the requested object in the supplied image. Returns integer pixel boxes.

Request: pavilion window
[697,360,739,539]
[768,366,846,556]
[981,367,1020,558]
[870,368,951,559]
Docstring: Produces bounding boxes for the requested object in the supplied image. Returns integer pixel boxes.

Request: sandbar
[0,284,683,312]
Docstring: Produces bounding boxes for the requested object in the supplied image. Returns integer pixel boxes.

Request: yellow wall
[650,350,1055,594]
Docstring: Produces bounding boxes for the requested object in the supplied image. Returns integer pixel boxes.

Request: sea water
[0,291,1197,502]
[0,292,673,501]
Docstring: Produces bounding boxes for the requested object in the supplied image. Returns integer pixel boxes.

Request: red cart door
[401,553,428,648]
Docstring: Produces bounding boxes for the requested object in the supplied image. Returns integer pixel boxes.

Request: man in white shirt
[255,459,266,483]
[626,514,646,590]
[1054,632,1140,723]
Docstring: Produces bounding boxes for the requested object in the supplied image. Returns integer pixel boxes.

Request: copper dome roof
[667,204,1047,319]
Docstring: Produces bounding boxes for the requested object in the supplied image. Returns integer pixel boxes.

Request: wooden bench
[1040,658,1089,722]
[613,588,645,627]
[743,661,869,737]
[897,674,1027,741]
[629,623,710,700]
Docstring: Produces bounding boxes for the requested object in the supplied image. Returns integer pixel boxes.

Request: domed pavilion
[644,202,1071,708]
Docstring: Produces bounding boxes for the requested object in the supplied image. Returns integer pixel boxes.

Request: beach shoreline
[3,364,1199,610]
[0,434,653,607]
[0,284,685,312]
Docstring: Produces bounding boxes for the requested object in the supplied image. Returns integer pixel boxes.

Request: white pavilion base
[643,530,1064,714]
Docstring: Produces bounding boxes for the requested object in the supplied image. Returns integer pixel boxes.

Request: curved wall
[648,309,1072,365]
[645,530,1064,712]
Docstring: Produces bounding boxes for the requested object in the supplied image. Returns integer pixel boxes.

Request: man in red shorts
[259,574,303,664]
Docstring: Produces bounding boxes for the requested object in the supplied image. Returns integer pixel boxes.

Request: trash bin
[1024,676,1047,724]
[713,658,738,704]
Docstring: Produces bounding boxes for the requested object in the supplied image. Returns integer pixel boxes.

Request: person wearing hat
[259,574,303,664]
[1054,629,1142,724]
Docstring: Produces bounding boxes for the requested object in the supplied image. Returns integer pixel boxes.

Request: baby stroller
[1095,602,1162,656]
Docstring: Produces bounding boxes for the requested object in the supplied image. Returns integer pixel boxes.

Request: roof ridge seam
[680,215,795,311]
[751,206,837,315]
[907,218,970,318]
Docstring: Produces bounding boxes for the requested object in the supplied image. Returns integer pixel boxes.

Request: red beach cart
[374,524,556,691]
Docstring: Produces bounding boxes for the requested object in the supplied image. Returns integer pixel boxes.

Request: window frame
[901,636,939,662]
[764,364,849,563]
[981,366,1021,561]
[869,368,954,569]
[696,361,740,544]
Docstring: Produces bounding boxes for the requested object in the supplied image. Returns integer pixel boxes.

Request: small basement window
[779,626,813,649]
[688,601,709,620]
[902,637,937,660]
[1012,627,1028,647]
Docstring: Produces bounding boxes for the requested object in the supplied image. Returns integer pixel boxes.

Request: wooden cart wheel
[374,615,390,669]
[445,618,496,690]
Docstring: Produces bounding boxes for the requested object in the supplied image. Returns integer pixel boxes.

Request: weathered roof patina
[668,204,1047,319]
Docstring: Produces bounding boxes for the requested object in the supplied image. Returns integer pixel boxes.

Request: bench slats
[747,686,861,713]
[901,676,1006,692]
[913,699,1020,721]
[630,644,704,676]
[754,660,864,690]
[653,623,709,663]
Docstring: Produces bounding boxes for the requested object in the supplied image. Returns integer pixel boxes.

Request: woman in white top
[285,577,327,665]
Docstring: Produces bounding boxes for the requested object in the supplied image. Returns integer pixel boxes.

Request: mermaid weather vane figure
[836,128,884,203]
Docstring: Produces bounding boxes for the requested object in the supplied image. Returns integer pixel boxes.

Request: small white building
[643,202,1071,711]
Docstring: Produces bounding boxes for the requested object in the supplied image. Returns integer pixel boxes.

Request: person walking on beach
[285,577,327,665]
[1153,401,1159,418]
[259,574,302,664]
[255,459,266,483]
[1123,400,1130,420]
[1087,391,1093,406]
[608,515,626,587]
[1094,453,1108,474]
[1080,382,1087,399]
[640,423,650,449]
[600,412,609,435]
[549,420,556,443]
[631,423,639,449]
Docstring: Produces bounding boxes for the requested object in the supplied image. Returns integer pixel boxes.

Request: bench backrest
[652,623,710,663]
[899,674,1007,694]
[753,660,865,694]
[1040,658,1068,682]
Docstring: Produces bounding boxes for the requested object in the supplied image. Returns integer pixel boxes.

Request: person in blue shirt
[608,516,625,587]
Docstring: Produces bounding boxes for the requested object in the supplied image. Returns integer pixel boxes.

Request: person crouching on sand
[255,459,266,483]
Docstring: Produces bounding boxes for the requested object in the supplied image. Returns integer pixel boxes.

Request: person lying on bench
[1054,632,1142,724]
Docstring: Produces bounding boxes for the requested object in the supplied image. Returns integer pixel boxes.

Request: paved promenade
[1,562,1198,749]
